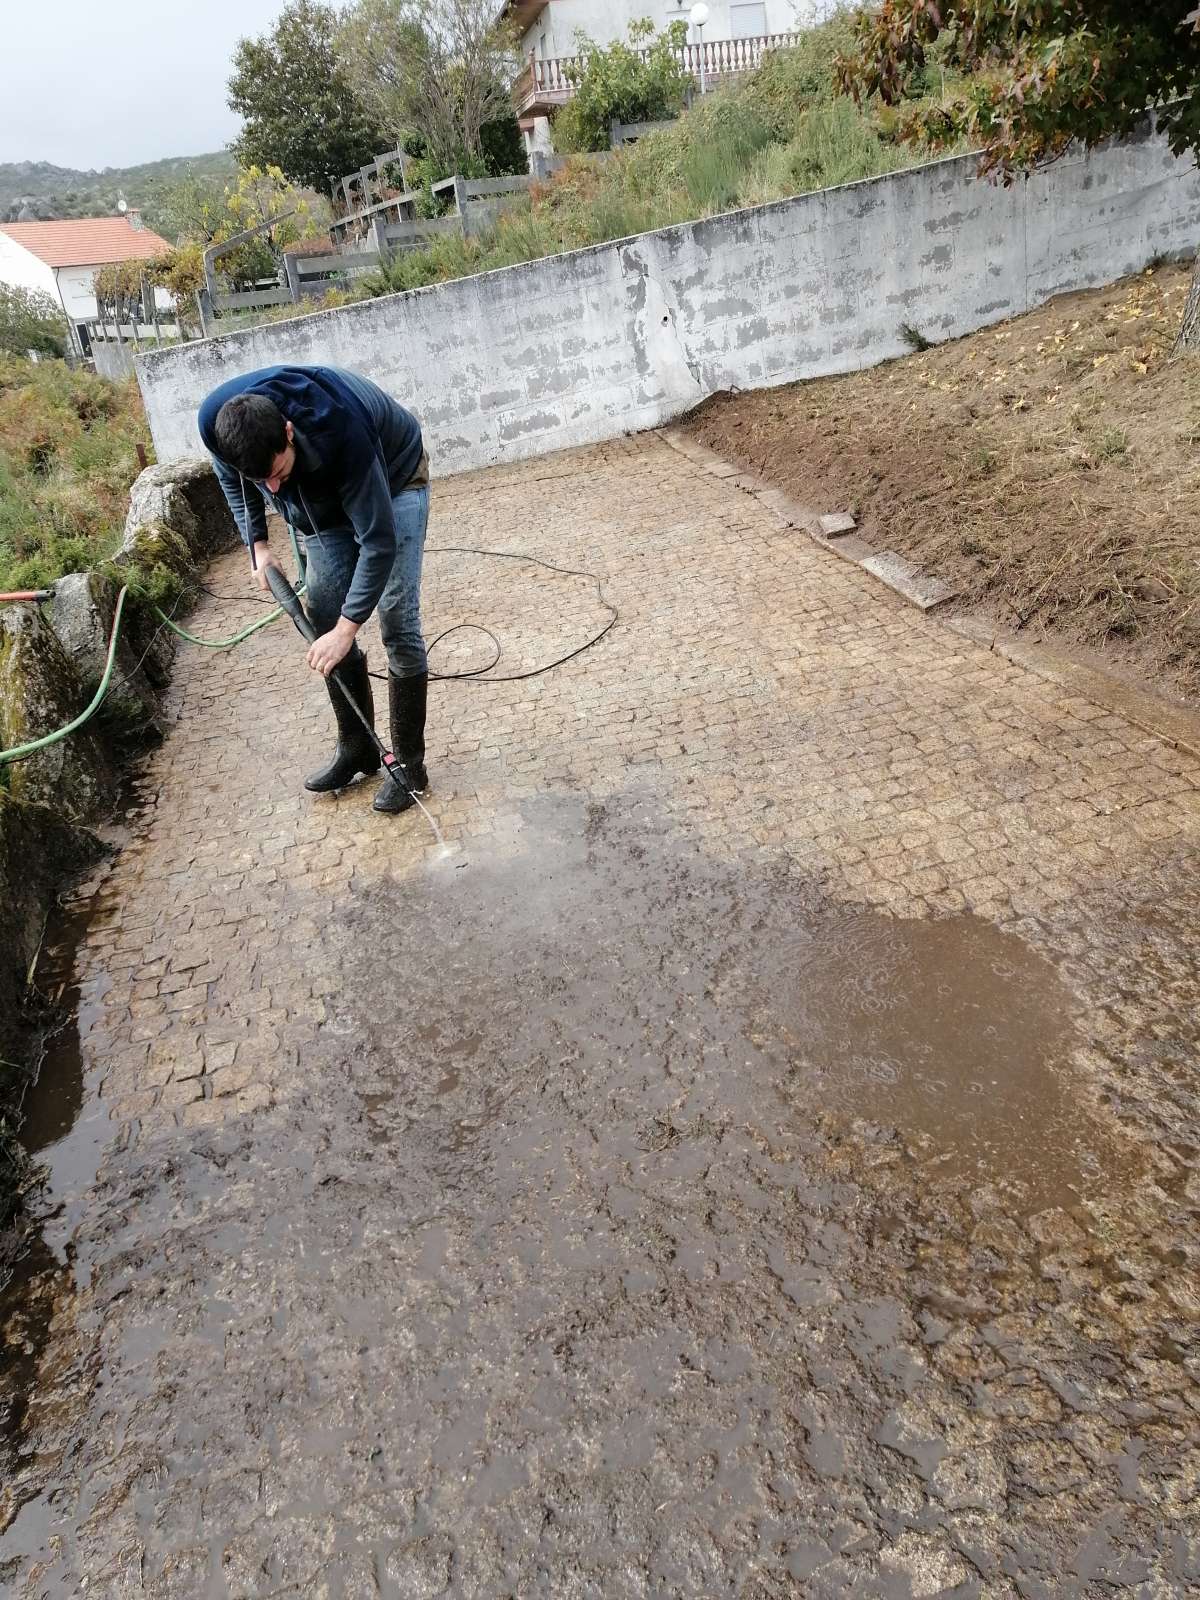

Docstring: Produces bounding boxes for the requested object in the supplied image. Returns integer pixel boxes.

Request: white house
[0,214,171,358]
[504,1,800,57]
[502,1,807,155]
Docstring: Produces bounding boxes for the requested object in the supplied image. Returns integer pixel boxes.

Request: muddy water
[764,914,1094,1202]
[0,794,1193,1596]
[16,906,117,1260]
[349,797,1109,1213]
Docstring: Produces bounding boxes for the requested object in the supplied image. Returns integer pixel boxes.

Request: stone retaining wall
[137,120,1200,475]
[0,460,235,1224]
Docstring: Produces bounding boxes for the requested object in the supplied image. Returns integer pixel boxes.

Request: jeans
[303,485,430,679]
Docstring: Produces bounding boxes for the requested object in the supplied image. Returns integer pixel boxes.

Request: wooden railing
[514,33,800,113]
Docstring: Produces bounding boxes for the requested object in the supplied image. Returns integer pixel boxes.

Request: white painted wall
[0,232,58,301]
[54,265,172,324]
[519,0,796,56]
[54,265,105,322]
[137,122,1200,481]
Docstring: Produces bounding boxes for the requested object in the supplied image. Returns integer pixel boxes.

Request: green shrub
[554,20,692,154]
[748,9,858,135]
[0,362,151,592]
[480,113,529,179]
[677,103,775,213]
[0,286,67,360]
[736,141,804,209]
[785,96,909,191]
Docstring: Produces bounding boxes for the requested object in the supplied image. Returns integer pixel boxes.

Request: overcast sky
[1,1,289,170]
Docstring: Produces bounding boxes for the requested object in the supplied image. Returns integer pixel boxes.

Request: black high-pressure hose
[1,541,620,771]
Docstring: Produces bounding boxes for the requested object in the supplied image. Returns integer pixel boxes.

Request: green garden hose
[0,585,133,767]
[0,531,616,768]
[0,573,302,765]
[154,603,288,651]
[159,530,306,649]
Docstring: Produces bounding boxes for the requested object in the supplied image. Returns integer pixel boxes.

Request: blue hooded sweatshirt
[198,365,424,625]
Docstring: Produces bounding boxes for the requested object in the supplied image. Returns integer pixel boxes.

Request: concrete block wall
[137,122,1200,476]
[92,340,136,381]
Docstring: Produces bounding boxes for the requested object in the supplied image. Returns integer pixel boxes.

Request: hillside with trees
[0,151,236,228]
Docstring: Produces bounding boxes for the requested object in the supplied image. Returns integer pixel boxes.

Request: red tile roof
[0,217,171,268]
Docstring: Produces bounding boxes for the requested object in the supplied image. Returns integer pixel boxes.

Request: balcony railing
[513,33,800,116]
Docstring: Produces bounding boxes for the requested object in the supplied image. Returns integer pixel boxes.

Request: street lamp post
[690,2,709,95]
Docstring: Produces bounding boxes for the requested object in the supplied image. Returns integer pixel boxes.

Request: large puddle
[336,795,1119,1214]
[0,898,114,1511]
[764,912,1088,1194]
[0,792,1174,1592]
[5,895,117,1273]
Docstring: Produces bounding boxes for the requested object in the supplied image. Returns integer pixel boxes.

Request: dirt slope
[686,262,1200,699]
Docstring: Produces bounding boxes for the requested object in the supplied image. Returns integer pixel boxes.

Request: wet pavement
[2,431,1200,1597]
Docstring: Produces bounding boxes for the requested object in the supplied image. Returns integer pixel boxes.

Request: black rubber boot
[304,652,381,792]
[374,671,429,815]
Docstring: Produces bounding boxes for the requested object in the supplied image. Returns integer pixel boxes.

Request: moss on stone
[0,604,116,819]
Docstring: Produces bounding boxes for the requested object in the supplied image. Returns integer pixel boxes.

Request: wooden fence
[166,171,539,334]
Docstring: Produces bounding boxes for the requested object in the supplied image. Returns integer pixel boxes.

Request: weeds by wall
[226,13,970,322]
[0,359,153,594]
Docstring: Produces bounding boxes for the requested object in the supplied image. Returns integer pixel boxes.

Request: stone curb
[946,615,1200,763]
[656,426,1200,763]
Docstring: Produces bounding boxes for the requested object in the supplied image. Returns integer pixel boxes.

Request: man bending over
[199,364,430,816]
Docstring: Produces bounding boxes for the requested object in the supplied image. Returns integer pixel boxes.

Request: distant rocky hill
[0,151,236,232]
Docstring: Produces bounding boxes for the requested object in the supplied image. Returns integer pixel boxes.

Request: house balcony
[513,33,800,120]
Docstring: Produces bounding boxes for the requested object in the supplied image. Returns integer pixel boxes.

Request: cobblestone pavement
[3,431,1200,1597]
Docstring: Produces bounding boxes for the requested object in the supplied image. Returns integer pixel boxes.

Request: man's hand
[307,617,359,678]
[251,541,279,594]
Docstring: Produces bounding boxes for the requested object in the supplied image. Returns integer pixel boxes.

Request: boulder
[0,603,117,820]
[50,571,170,737]
[121,458,237,565]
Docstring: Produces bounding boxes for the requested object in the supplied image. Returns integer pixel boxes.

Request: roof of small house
[0,216,171,269]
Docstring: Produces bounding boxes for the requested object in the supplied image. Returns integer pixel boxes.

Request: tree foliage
[480,113,528,181]
[146,170,227,246]
[92,260,149,306]
[837,2,1200,177]
[218,166,314,287]
[336,0,522,175]
[119,166,313,317]
[92,248,205,337]
[0,285,67,359]
[153,243,206,303]
[228,0,388,192]
[554,21,693,155]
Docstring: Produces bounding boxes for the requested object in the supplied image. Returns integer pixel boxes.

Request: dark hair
[213,393,287,479]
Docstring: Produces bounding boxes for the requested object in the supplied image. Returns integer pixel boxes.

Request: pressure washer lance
[260,564,452,853]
